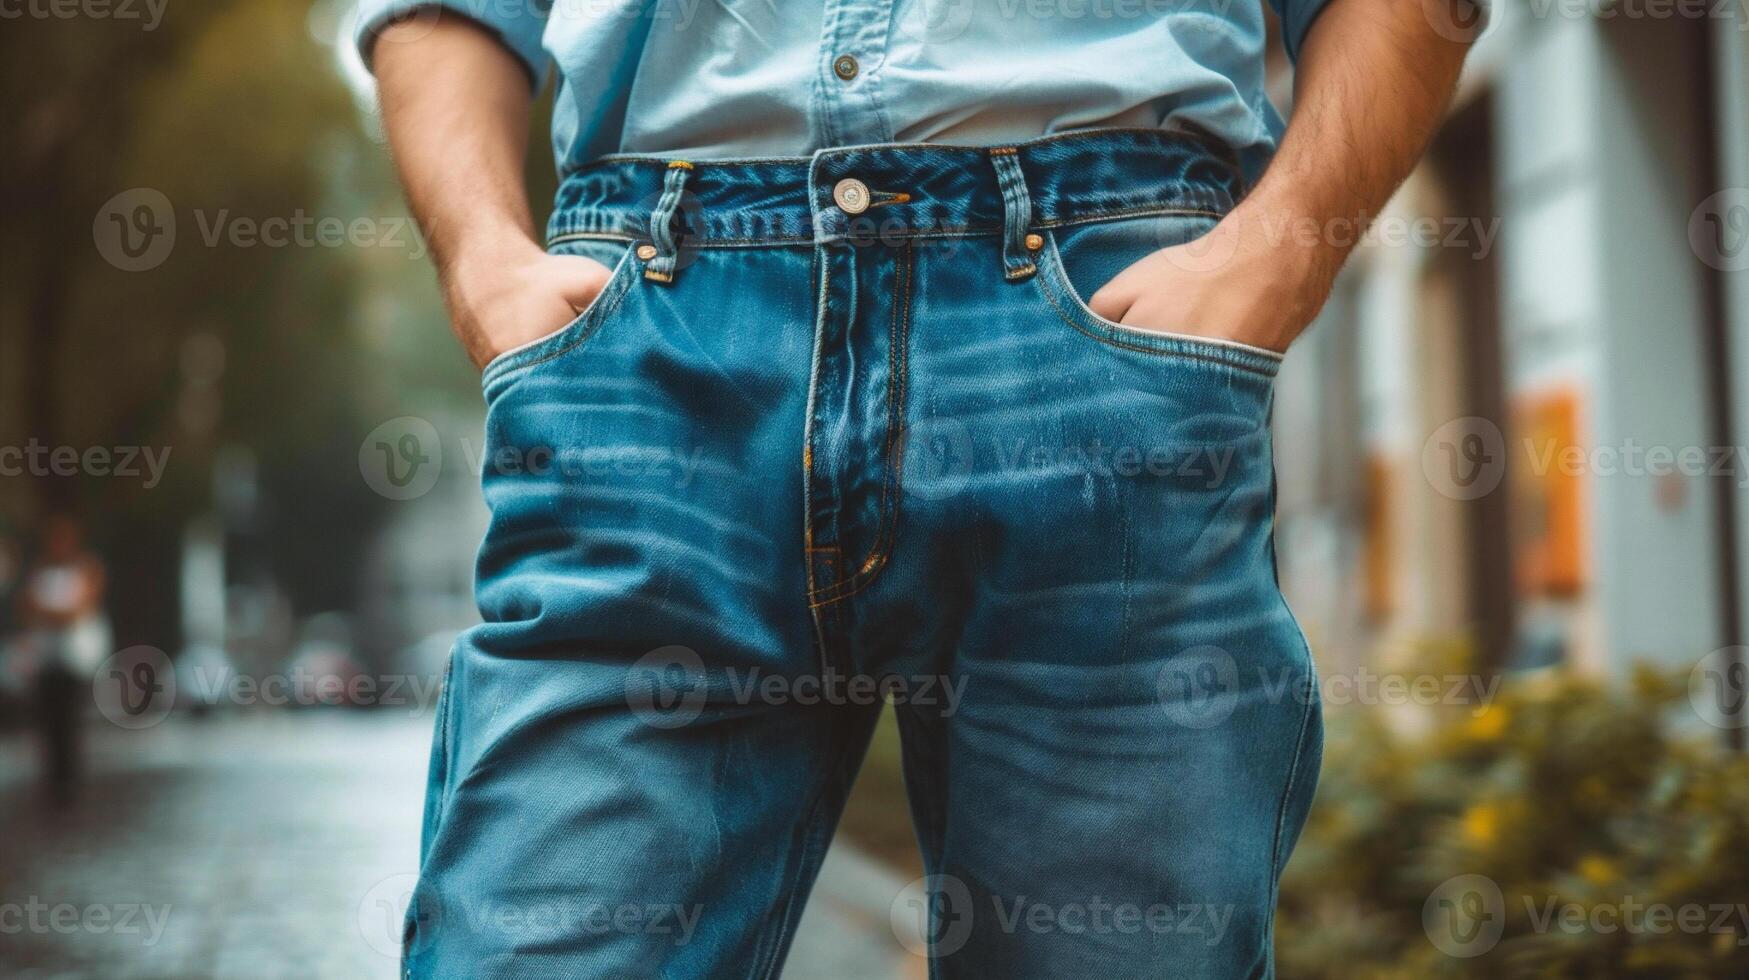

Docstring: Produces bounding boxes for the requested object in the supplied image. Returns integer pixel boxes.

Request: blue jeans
[407,129,1322,979]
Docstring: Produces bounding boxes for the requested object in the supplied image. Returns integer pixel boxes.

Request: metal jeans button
[833,54,859,80]
[832,178,870,215]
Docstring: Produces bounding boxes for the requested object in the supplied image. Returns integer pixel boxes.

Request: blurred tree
[1,0,400,649]
[3,0,563,658]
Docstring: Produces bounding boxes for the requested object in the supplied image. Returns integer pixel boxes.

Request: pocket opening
[479,243,639,384]
[1037,223,1285,374]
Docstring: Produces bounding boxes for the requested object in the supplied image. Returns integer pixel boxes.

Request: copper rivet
[636,244,658,260]
[1024,233,1044,251]
[833,54,859,80]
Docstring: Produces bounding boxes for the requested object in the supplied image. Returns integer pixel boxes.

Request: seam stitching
[549,207,1229,249]
[809,242,913,607]
[480,252,639,386]
[1035,236,1281,377]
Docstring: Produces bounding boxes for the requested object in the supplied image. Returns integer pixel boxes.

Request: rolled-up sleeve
[1271,0,1491,62]
[354,0,551,86]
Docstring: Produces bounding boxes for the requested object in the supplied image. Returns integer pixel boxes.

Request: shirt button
[833,178,870,215]
[833,54,859,81]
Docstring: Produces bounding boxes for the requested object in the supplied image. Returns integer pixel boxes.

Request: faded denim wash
[405,128,1322,978]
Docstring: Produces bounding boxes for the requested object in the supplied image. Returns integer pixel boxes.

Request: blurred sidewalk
[0,712,917,979]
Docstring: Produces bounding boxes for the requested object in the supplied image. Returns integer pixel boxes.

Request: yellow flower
[1577,854,1617,885]
[1462,802,1500,847]
[1465,706,1509,741]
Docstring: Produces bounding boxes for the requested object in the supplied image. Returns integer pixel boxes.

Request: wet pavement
[0,712,919,979]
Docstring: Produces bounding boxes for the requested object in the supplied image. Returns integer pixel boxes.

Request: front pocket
[1035,214,1284,377]
[479,240,639,386]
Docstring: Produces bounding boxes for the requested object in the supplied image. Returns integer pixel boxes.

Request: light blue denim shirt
[356,0,1342,186]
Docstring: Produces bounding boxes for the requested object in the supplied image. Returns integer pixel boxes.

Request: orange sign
[1511,388,1586,597]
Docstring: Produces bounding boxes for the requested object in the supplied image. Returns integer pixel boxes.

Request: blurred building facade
[1274,8,1749,682]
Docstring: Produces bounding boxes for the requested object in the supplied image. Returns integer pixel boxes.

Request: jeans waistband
[544,128,1244,256]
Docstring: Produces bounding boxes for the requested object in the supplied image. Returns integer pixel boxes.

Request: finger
[545,254,614,311]
[1087,274,1138,322]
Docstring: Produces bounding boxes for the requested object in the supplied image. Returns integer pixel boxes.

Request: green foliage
[1277,668,1749,978]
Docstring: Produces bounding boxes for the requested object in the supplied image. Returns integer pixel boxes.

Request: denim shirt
[356,0,1340,186]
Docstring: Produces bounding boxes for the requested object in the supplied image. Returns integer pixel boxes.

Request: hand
[442,240,615,370]
[1087,202,1343,355]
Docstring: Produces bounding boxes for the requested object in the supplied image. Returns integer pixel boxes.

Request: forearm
[1089,0,1476,349]
[370,17,614,369]
[1244,0,1476,277]
[373,17,540,280]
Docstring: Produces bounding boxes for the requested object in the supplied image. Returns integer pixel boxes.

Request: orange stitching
[812,242,913,607]
[800,251,832,601]
[859,243,910,573]
[866,192,912,209]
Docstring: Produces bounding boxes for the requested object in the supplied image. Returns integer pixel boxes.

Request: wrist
[1197,197,1348,346]
[1229,191,1351,280]
[440,226,546,294]
[1229,195,1343,291]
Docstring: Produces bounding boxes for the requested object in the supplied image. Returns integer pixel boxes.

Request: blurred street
[8,0,1749,974]
[0,712,424,979]
[0,712,917,979]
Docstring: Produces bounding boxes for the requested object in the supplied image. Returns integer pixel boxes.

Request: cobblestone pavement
[0,712,919,979]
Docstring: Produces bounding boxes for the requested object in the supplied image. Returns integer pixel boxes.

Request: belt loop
[988,148,1037,282]
[645,160,693,284]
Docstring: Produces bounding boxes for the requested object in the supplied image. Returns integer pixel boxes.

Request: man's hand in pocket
[1087,202,1340,355]
[444,241,614,370]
